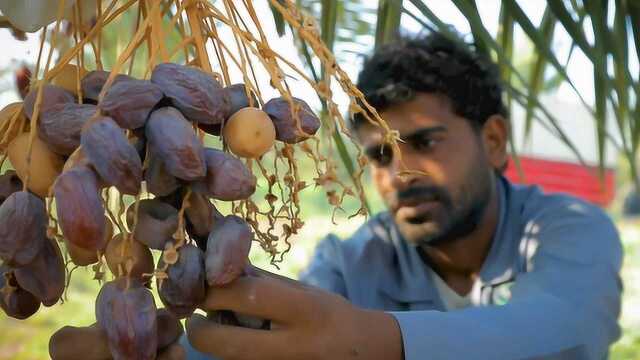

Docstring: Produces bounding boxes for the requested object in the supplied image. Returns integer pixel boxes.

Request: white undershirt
[430,271,472,311]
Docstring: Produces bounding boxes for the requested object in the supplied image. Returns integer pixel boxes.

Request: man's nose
[389,154,421,191]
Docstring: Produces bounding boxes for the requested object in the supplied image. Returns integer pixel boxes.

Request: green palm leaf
[375,0,402,49]
[524,8,556,140]
[273,0,640,192]
[501,0,595,115]
[497,1,524,180]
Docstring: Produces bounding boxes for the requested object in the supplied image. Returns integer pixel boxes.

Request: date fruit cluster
[0,62,320,360]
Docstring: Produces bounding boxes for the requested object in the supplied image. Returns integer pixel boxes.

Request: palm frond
[524,8,556,139]
[375,0,402,49]
[497,0,524,180]
[502,0,595,115]
[279,0,640,191]
[270,1,286,37]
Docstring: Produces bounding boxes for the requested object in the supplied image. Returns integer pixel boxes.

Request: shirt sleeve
[298,234,348,297]
[390,202,623,360]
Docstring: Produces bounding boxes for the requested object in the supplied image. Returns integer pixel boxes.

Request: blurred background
[1,0,639,358]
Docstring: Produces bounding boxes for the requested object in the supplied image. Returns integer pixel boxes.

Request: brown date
[81,70,134,103]
[126,199,178,250]
[105,233,155,282]
[150,63,230,124]
[49,323,111,360]
[50,64,87,97]
[38,102,96,155]
[205,215,253,286]
[225,83,259,116]
[145,107,205,181]
[196,83,259,136]
[15,66,30,99]
[144,150,180,197]
[14,237,65,307]
[0,103,27,151]
[95,279,158,360]
[263,97,320,143]
[185,191,223,251]
[65,216,112,266]
[155,188,185,210]
[8,132,64,198]
[99,79,164,129]
[130,133,147,164]
[0,170,23,205]
[0,265,41,320]
[0,191,47,266]
[81,116,142,195]
[156,308,184,350]
[54,166,107,251]
[23,84,75,120]
[158,244,205,318]
[192,148,256,201]
[63,146,91,172]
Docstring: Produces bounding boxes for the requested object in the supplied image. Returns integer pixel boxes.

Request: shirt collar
[376,176,518,304]
[376,214,440,304]
[477,176,519,286]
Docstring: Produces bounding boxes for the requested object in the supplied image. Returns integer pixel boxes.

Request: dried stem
[0,0,401,271]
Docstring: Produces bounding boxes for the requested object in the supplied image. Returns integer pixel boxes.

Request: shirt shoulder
[305,212,397,266]
[510,181,609,220]
[297,212,402,297]
[507,181,622,268]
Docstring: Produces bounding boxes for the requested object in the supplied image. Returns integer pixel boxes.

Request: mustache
[388,186,451,210]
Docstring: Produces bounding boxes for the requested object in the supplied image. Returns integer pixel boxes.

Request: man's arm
[187,274,403,360]
[185,202,621,360]
[392,202,622,359]
[184,233,403,360]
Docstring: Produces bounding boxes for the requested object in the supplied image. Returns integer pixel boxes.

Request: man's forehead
[356,93,463,145]
[356,122,447,147]
[384,93,454,120]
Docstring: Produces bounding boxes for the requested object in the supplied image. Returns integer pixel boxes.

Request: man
[185,32,623,359]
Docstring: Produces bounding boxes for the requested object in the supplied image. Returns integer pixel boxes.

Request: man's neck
[418,183,500,295]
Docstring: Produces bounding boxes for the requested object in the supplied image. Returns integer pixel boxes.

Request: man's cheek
[372,171,393,202]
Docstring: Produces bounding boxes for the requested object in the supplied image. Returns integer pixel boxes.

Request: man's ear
[481,115,509,171]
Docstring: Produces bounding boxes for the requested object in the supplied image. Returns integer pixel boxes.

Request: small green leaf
[524,8,556,139]
[269,1,286,37]
[375,0,403,50]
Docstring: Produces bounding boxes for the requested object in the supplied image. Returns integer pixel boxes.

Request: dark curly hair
[353,31,507,131]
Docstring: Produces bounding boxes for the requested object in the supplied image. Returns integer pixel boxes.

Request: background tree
[273,0,640,192]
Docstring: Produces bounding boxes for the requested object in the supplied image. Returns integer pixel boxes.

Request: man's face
[359,93,503,246]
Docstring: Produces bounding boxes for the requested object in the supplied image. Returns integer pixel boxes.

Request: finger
[201,276,309,323]
[186,313,287,360]
[248,265,314,290]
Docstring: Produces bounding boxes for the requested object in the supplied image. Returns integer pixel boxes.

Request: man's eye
[365,144,393,167]
[411,137,438,151]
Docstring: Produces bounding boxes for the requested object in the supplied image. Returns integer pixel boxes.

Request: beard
[389,164,494,247]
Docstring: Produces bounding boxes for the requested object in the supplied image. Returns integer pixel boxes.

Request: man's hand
[186,269,403,360]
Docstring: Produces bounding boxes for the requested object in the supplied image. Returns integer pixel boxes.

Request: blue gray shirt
[299,176,623,359]
[184,177,623,359]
